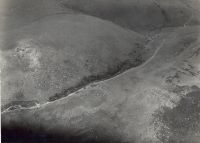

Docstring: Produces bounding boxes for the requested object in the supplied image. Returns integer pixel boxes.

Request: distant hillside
[1,0,199,33]
[0,0,74,31]
[60,0,200,33]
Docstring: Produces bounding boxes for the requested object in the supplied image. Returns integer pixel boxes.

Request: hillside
[1,0,200,33]
[0,0,74,32]
[1,14,149,109]
[60,0,200,33]
[1,0,200,143]
[2,26,200,143]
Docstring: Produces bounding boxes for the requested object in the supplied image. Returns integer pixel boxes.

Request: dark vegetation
[48,56,143,101]
[153,87,200,143]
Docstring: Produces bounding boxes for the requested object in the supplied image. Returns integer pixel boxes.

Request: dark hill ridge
[60,0,200,33]
[1,0,200,33]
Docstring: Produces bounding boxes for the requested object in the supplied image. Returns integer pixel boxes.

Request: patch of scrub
[153,87,200,143]
[15,39,41,71]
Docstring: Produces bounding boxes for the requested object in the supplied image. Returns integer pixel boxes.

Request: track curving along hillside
[1,13,154,111]
[2,25,200,143]
[1,0,200,143]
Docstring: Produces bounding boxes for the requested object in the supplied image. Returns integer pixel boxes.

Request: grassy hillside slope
[2,26,200,143]
[60,0,200,33]
[1,14,148,108]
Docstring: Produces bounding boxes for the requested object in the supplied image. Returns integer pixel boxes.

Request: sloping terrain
[1,0,200,143]
[1,14,150,110]
[0,0,75,32]
[2,26,200,143]
[60,0,200,33]
[1,0,200,33]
